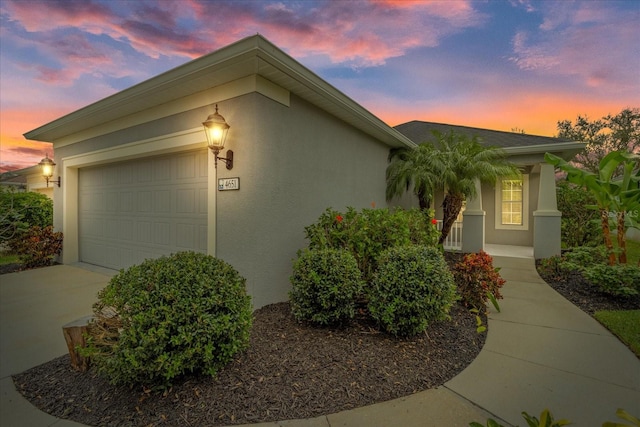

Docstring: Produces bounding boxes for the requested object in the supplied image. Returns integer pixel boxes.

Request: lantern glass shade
[202,105,230,152]
[39,154,55,178]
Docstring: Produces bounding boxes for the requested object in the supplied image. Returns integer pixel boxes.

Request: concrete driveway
[0,264,113,427]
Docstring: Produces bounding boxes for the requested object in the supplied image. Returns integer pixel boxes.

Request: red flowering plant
[303,207,439,283]
[452,251,505,312]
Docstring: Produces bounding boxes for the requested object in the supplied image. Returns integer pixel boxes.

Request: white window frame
[495,175,529,230]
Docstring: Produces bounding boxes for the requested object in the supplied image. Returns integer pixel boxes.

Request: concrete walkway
[0,258,638,427]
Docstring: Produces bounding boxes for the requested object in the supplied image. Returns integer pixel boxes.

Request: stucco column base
[533,210,561,259]
[462,211,485,253]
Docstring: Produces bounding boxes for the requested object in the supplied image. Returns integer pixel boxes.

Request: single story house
[392,121,585,258]
[23,34,584,308]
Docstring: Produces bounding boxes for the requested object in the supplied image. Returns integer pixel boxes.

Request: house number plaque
[218,177,240,191]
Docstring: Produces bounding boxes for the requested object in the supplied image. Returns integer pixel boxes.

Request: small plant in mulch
[451,251,505,312]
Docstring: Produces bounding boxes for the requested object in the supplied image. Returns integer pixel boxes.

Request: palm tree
[386,144,437,210]
[386,130,519,245]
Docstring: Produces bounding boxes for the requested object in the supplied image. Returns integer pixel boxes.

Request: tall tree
[386,130,519,244]
[556,108,640,173]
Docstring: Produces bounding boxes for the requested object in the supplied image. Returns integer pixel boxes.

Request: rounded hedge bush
[289,248,363,326]
[86,251,252,387]
[368,245,457,337]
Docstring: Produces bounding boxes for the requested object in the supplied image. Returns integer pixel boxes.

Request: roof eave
[24,35,415,149]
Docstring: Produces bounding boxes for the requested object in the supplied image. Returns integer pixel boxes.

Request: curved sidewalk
[1,258,639,427]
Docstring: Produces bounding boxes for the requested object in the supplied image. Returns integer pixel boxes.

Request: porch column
[533,162,561,258]
[462,179,485,253]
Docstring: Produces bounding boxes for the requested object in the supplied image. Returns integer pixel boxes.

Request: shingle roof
[394,120,576,148]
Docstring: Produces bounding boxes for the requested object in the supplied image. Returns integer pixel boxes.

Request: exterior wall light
[202,104,233,170]
[38,154,61,187]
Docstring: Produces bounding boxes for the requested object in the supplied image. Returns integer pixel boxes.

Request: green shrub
[453,251,505,311]
[561,246,608,272]
[537,247,608,281]
[368,245,457,337]
[289,248,363,326]
[0,188,52,244]
[8,225,62,268]
[85,251,252,388]
[304,207,439,281]
[556,180,602,248]
[583,264,640,297]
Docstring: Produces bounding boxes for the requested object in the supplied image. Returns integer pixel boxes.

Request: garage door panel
[79,150,208,270]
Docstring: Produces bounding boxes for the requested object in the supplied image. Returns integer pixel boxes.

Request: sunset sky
[1,0,638,172]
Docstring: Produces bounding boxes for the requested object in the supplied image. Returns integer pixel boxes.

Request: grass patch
[622,238,640,265]
[594,310,640,357]
[0,251,20,265]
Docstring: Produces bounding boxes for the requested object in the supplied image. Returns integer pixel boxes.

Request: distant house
[0,165,54,199]
[23,34,584,308]
[394,121,585,258]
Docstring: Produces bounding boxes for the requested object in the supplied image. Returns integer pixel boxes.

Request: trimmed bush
[452,251,505,310]
[289,248,363,326]
[368,245,457,337]
[85,251,252,388]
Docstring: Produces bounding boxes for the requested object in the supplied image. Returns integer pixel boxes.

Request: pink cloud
[509,1,638,94]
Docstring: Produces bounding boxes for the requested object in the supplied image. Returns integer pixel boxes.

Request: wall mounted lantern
[202,104,233,170]
[38,154,61,187]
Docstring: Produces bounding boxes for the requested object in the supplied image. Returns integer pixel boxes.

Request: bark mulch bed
[12,301,485,427]
[535,262,640,315]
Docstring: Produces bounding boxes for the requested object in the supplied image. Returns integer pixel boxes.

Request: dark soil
[0,262,23,274]
[535,262,640,315]
[12,302,485,427]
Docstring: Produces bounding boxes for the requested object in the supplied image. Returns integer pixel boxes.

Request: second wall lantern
[202,104,233,170]
[38,153,61,187]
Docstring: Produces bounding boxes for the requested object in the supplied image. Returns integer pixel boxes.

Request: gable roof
[395,120,586,160]
[24,34,416,150]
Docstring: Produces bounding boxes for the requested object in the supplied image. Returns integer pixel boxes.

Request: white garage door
[79,150,208,270]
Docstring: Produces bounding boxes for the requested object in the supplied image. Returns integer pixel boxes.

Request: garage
[78,150,208,270]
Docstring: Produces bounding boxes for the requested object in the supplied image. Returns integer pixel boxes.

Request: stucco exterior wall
[52,89,391,309]
[484,173,539,247]
[216,93,390,308]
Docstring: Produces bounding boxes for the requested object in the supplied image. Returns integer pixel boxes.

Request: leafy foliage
[386,130,519,244]
[8,225,62,268]
[557,108,640,174]
[452,251,505,311]
[546,150,640,265]
[0,188,52,244]
[84,252,252,388]
[289,248,363,326]
[538,246,639,298]
[556,181,602,248]
[368,245,457,337]
[583,264,640,297]
[470,409,571,427]
[304,207,439,282]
